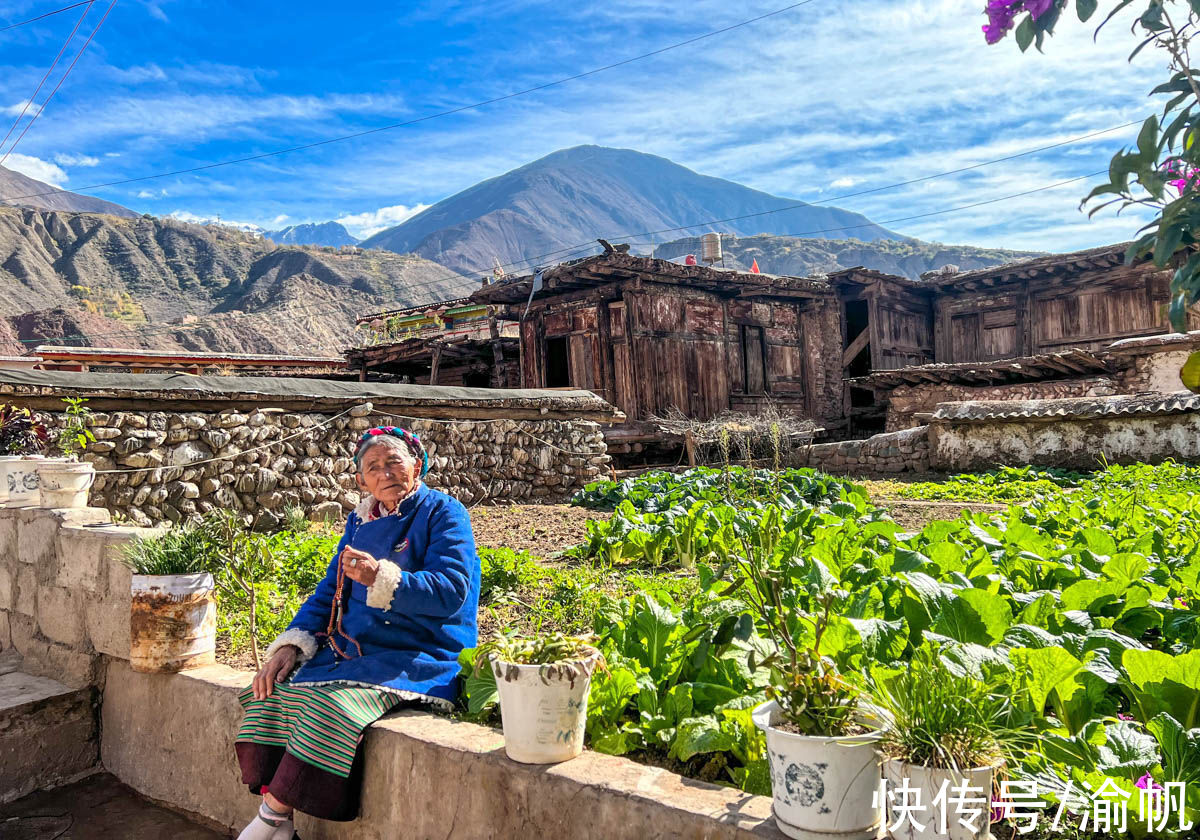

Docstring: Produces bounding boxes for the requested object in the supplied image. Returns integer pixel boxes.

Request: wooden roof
[917,242,1136,291]
[470,251,833,305]
[34,345,346,367]
[855,348,1112,388]
[356,296,478,325]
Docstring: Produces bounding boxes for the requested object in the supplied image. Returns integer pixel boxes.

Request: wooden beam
[429,343,444,384]
[842,328,871,367]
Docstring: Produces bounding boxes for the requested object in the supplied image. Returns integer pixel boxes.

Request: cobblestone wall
[56,407,609,527]
[794,426,930,474]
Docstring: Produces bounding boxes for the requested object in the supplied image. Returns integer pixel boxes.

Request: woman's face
[356,443,421,508]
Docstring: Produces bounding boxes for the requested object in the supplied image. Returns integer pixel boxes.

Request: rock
[92,427,122,441]
[256,469,280,494]
[165,428,190,444]
[147,412,168,431]
[248,411,267,427]
[216,412,247,429]
[252,510,280,532]
[255,491,283,510]
[89,441,116,454]
[119,450,163,469]
[169,481,200,501]
[309,501,343,523]
[183,415,206,430]
[201,429,232,449]
[168,440,213,467]
[200,478,220,496]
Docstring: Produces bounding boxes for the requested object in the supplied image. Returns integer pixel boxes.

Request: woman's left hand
[340,546,379,587]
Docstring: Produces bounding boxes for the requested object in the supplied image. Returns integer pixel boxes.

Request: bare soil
[469,503,610,559]
[878,500,1006,532]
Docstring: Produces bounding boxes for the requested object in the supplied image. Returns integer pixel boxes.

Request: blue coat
[265,483,480,708]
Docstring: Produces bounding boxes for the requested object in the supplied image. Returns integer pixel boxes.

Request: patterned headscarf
[353,426,430,477]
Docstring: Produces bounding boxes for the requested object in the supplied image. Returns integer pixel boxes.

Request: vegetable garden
[200,461,1200,837]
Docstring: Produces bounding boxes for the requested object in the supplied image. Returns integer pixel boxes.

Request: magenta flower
[1136,773,1164,794]
[982,0,1059,44]
[1163,159,1200,194]
[1118,712,1135,721]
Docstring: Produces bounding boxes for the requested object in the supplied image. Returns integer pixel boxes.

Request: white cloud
[3,154,67,186]
[271,214,289,225]
[336,204,431,238]
[3,100,32,117]
[136,188,168,198]
[166,210,264,233]
[54,153,100,167]
[831,177,862,188]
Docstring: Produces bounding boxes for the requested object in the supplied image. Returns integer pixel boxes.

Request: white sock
[236,800,294,840]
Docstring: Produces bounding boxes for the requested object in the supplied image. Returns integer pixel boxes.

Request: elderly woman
[233,426,480,840]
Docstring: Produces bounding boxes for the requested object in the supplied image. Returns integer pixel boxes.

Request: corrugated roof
[34,346,345,365]
[932,391,1200,423]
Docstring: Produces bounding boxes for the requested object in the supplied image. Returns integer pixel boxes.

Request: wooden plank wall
[870,281,935,370]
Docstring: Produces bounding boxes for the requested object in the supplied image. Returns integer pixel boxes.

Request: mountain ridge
[361,145,904,274]
[264,221,359,247]
[0,164,136,218]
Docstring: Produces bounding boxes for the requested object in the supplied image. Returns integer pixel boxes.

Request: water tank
[700,233,722,264]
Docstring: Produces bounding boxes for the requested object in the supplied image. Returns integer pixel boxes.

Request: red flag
[750,259,760,274]
[684,254,697,265]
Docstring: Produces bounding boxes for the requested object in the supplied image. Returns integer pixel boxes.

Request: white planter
[5,456,44,506]
[883,759,998,840]
[37,460,95,509]
[0,456,23,504]
[130,573,217,673]
[492,649,600,764]
[752,699,884,840]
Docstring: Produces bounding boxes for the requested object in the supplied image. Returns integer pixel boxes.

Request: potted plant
[0,404,48,505]
[476,631,602,764]
[38,397,97,509]
[120,523,217,674]
[866,647,1028,840]
[728,507,884,840]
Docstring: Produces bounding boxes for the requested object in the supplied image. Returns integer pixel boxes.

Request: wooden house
[469,250,847,451]
[345,298,520,387]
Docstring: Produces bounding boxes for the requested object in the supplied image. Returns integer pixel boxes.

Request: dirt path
[469,503,610,559]
[878,499,1006,531]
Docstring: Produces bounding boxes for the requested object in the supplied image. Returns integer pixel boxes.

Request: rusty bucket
[130,573,217,673]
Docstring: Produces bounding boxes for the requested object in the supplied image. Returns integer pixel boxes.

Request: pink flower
[1118,712,1135,721]
[982,0,1058,44]
[1136,773,1164,794]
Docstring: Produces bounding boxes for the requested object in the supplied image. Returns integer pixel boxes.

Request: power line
[0,0,816,202]
[0,1,93,157]
[22,167,1110,348]
[1,0,115,166]
[0,0,92,33]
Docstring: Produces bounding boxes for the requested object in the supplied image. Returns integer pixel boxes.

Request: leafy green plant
[119,524,210,576]
[281,504,310,534]
[54,397,94,460]
[200,509,275,669]
[866,646,1031,771]
[0,405,48,456]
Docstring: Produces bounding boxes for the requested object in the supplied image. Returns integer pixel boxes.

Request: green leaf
[1147,713,1200,784]
[1076,0,1097,20]
[933,588,1012,645]
[1097,721,1160,781]
[847,616,907,662]
[670,715,735,761]
[1015,15,1036,51]
[1010,647,1087,715]
[1182,351,1200,393]
[1123,649,1200,729]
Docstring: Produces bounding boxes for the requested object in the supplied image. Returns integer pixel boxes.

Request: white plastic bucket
[6,456,44,506]
[753,699,884,840]
[883,759,998,840]
[37,461,95,509]
[492,650,600,764]
[130,573,217,673]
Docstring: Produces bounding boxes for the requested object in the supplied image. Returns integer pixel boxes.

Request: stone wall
[883,376,1119,431]
[41,409,609,528]
[793,426,930,475]
[928,394,1200,471]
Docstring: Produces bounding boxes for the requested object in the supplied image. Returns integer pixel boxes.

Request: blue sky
[0,0,1165,258]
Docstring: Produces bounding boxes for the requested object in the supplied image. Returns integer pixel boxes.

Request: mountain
[360,145,904,274]
[0,207,471,356]
[653,234,1042,281]
[0,164,136,218]
[265,221,358,247]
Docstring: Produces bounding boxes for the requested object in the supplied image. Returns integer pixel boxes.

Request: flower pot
[752,699,884,840]
[491,648,600,764]
[37,460,95,509]
[130,573,217,674]
[0,456,23,504]
[883,759,998,840]
[5,456,44,506]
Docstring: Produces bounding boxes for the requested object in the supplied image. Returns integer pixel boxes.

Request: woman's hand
[253,645,298,700]
[340,546,379,587]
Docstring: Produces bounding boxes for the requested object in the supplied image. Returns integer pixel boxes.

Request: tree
[983,0,1200,388]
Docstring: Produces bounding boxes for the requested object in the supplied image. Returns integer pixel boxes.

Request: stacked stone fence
[792,425,931,475]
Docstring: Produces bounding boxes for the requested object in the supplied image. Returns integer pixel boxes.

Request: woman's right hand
[252,645,299,700]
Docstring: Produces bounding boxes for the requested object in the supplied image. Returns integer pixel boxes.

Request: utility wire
[0,0,92,33]
[0,1,817,203]
[24,167,1111,347]
[0,1,93,157]
[1,0,115,166]
[23,117,1137,347]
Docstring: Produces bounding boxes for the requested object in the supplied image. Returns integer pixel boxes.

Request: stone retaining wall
[794,425,930,474]
[43,408,609,528]
[883,377,1118,432]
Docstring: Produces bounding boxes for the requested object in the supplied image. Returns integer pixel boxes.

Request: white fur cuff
[366,558,402,611]
[265,628,320,665]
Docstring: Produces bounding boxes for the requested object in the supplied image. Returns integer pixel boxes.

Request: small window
[740,325,767,394]
[545,336,570,388]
